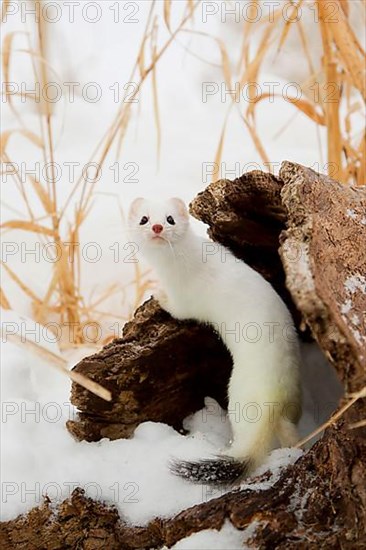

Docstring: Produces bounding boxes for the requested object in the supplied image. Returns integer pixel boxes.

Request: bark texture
[66,298,232,443]
[279,162,366,391]
[2,162,366,549]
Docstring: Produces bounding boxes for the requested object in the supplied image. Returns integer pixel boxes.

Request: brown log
[66,298,232,442]
[189,171,287,286]
[279,161,366,390]
[2,162,366,549]
[189,169,310,335]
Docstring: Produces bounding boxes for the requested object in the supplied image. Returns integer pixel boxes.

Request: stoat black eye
[166,215,175,225]
[139,216,149,225]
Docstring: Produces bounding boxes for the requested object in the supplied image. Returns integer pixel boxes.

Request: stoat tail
[170,416,299,486]
[169,455,252,486]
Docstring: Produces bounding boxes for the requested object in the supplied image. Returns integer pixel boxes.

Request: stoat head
[128,197,190,248]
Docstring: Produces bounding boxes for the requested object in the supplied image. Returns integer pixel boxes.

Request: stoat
[128,197,302,485]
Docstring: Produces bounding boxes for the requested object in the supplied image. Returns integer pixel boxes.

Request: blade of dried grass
[240,112,270,165]
[318,0,366,100]
[1,0,11,22]
[349,419,366,429]
[239,9,282,89]
[217,38,232,91]
[296,386,366,447]
[187,0,194,18]
[356,131,366,185]
[88,283,121,310]
[1,220,56,236]
[317,6,344,182]
[0,288,11,309]
[339,0,349,17]
[29,175,55,215]
[247,93,326,125]
[1,129,43,152]
[277,0,304,54]
[237,0,261,73]
[327,67,343,182]
[2,31,28,123]
[2,331,112,401]
[295,16,316,76]
[33,267,60,326]
[137,33,147,79]
[151,17,161,166]
[163,0,171,31]
[1,150,35,221]
[36,7,58,225]
[1,262,42,303]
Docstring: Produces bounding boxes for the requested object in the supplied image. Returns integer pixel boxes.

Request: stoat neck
[144,227,202,290]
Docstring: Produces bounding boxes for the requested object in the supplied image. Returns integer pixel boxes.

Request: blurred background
[1,0,365,352]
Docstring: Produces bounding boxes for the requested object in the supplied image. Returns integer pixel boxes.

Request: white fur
[128,198,302,470]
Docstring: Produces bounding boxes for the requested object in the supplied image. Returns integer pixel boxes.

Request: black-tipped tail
[169,456,250,486]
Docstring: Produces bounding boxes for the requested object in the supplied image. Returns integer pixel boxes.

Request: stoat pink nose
[152,224,163,234]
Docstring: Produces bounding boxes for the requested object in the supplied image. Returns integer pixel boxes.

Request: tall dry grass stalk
[1,1,199,346]
[1,0,365,350]
[213,0,365,185]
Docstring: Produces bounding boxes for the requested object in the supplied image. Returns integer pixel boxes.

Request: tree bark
[66,299,232,443]
[2,162,365,549]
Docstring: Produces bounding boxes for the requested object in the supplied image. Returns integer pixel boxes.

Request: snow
[168,519,259,550]
[341,275,366,351]
[1,331,340,524]
[341,299,352,315]
[346,209,357,220]
[0,0,356,543]
[344,275,366,295]
[346,209,366,226]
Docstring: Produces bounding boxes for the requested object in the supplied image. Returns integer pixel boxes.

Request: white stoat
[128,197,302,485]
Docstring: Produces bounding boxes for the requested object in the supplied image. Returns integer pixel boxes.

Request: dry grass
[296,385,366,447]
[1,0,365,353]
[213,0,366,185]
[2,330,111,400]
[1,0,199,346]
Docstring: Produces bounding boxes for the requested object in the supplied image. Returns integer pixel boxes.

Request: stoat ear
[170,197,189,219]
[128,197,145,222]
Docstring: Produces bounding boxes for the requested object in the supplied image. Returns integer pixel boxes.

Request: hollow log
[279,161,366,389]
[66,299,232,443]
[2,162,365,549]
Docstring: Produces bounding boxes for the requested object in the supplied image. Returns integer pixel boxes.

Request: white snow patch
[346,209,357,220]
[1,339,337,525]
[341,276,365,347]
[340,299,352,314]
[350,314,360,326]
[0,346,302,524]
[288,484,315,522]
[350,328,365,346]
[239,447,303,492]
[169,519,253,550]
[344,275,366,295]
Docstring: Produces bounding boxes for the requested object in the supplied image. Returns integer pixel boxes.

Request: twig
[3,331,112,402]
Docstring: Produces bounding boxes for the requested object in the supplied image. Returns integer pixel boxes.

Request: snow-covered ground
[0,1,358,546]
[0,316,340,526]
